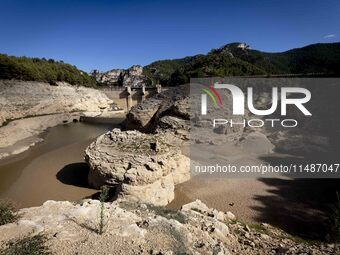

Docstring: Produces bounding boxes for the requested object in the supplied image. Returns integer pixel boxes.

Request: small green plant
[0,234,50,255]
[0,200,19,226]
[147,204,188,224]
[98,185,109,235]
[249,223,271,235]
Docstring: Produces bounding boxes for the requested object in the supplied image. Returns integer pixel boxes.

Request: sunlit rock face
[124,84,191,133]
[85,86,192,206]
[85,128,190,206]
[90,68,124,85]
[90,65,148,88]
[0,199,334,255]
[0,80,113,124]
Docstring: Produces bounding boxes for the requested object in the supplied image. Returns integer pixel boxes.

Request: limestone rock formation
[90,68,124,85]
[85,86,192,206]
[0,200,334,255]
[91,65,148,88]
[85,128,190,205]
[0,80,114,126]
[124,84,190,133]
[0,79,117,159]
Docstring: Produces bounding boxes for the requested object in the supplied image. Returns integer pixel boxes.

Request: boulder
[181,199,210,213]
[158,115,190,131]
[124,84,190,133]
[238,131,275,154]
[85,128,190,205]
[225,211,236,221]
[269,130,330,154]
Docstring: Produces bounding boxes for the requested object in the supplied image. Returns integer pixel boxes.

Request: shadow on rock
[56,162,91,188]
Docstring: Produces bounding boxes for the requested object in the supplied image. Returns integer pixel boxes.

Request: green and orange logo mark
[201,84,223,108]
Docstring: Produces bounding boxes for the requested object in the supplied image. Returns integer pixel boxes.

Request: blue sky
[0,0,339,72]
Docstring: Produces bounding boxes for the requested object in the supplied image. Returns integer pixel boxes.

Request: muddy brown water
[0,120,123,209]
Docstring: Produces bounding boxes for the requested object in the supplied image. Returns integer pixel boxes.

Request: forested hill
[0,54,96,87]
[1,42,339,88]
[143,42,340,86]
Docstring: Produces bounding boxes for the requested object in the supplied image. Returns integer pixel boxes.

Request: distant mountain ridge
[143,42,340,86]
[1,42,339,88]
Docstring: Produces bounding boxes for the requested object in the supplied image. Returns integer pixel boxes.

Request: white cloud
[323,34,336,39]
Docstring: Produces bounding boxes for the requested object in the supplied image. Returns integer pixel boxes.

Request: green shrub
[0,200,19,226]
[146,204,188,224]
[0,234,50,255]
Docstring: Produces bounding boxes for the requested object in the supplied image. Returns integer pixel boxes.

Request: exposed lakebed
[0,120,123,208]
[0,114,337,240]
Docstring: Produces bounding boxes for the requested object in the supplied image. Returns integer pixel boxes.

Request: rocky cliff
[91,65,149,88]
[0,80,114,126]
[0,79,115,159]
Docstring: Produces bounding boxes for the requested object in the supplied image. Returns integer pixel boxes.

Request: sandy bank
[0,79,121,160]
[0,113,79,160]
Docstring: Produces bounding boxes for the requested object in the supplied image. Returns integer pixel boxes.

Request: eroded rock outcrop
[85,129,190,205]
[0,80,116,159]
[0,200,334,255]
[0,80,114,126]
[85,86,192,205]
[91,65,148,88]
[124,84,190,133]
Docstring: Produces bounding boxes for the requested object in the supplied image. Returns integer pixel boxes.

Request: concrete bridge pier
[141,85,146,102]
[156,84,162,94]
[126,86,133,111]
[100,85,166,112]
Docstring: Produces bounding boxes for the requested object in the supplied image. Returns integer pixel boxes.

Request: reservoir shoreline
[0,120,123,209]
